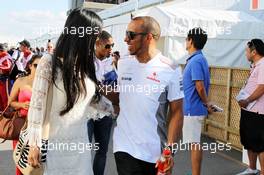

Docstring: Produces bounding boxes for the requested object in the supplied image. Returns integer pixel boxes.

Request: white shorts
[182,116,205,144]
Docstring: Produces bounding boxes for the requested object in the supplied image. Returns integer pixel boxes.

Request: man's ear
[252,50,257,56]
[146,33,153,41]
[189,38,193,45]
[95,39,100,47]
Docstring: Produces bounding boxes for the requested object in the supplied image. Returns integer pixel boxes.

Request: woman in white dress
[27,8,103,175]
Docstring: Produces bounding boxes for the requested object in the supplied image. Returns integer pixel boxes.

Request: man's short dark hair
[113,51,120,57]
[247,38,264,56]
[98,30,112,42]
[187,27,207,50]
[0,43,5,51]
[132,16,161,41]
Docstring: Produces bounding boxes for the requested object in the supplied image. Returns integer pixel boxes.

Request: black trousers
[240,109,264,153]
[114,152,157,175]
[88,117,113,175]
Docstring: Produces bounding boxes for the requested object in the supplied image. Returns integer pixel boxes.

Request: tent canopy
[145,6,264,39]
[103,3,264,68]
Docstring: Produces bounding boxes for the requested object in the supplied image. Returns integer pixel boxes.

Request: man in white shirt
[103,16,184,175]
[88,30,116,175]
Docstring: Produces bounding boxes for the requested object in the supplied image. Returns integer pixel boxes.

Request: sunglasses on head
[126,31,147,40]
[33,64,38,68]
[105,43,114,49]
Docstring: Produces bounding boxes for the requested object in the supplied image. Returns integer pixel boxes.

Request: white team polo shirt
[94,57,113,82]
[113,52,184,163]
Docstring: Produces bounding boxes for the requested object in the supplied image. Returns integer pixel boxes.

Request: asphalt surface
[0,124,247,175]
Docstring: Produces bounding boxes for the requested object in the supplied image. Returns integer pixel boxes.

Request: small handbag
[0,106,26,142]
[13,123,48,175]
[13,82,53,175]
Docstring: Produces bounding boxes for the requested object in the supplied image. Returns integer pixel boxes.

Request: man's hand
[155,154,174,175]
[163,155,174,175]
[238,99,249,108]
[205,102,214,114]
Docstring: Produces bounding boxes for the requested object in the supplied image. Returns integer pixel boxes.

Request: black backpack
[9,51,23,81]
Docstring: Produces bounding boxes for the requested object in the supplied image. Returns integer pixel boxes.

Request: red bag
[0,106,26,142]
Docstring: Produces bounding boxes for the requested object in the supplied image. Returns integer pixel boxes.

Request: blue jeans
[88,116,113,175]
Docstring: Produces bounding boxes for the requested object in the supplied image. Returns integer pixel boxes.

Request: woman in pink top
[8,54,41,175]
[237,39,264,175]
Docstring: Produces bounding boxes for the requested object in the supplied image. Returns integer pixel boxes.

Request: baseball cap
[19,39,31,48]
[0,43,8,51]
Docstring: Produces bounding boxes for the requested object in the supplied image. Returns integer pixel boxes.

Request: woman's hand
[20,101,30,109]
[28,146,41,168]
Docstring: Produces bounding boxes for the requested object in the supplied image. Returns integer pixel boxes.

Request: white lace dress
[27,54,97,175]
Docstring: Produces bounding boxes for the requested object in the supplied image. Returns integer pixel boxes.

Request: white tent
[104,4,264,68]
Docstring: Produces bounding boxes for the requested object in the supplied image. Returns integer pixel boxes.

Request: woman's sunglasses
[126,31,147,40]
[105,43,115,49]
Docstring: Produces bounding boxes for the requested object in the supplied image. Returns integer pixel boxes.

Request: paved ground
[0,124,248,175]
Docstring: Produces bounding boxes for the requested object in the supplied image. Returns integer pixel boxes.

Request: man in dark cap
[19,39,30,48]
[11,39,33,73]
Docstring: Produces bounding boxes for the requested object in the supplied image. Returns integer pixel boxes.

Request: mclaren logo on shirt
[147,72,160,83]
[121,77,132,81]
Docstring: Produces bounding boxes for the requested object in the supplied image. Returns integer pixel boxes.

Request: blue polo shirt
[183,50,210,116]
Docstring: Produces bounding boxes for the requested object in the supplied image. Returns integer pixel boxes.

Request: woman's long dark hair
[52,8,103,116]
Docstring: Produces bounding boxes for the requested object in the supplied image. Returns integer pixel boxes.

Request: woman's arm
[27,55,52,147]
[9,78,29,110]
[27,55,52,168]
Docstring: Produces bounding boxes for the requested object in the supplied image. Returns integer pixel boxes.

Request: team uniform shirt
[0,52,12,76]
[113,52,184,163]
[243,58,264,114]
[12,50,33,72]
[183,50,210,116]
[94,56,115,119]
[94,57,114,82]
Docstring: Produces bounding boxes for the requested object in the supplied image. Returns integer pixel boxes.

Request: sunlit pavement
[0,125,247,175]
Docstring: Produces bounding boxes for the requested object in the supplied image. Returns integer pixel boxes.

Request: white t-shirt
[94,56,115,119]
[94,57,113,82]
[113,52,184,163]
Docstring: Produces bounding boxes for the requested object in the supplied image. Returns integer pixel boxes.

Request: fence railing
[181,65,250,151]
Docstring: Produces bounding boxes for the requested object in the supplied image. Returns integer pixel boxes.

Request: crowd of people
[0,6,264,175]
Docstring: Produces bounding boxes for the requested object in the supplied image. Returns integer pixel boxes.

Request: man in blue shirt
[183,27,212,175]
